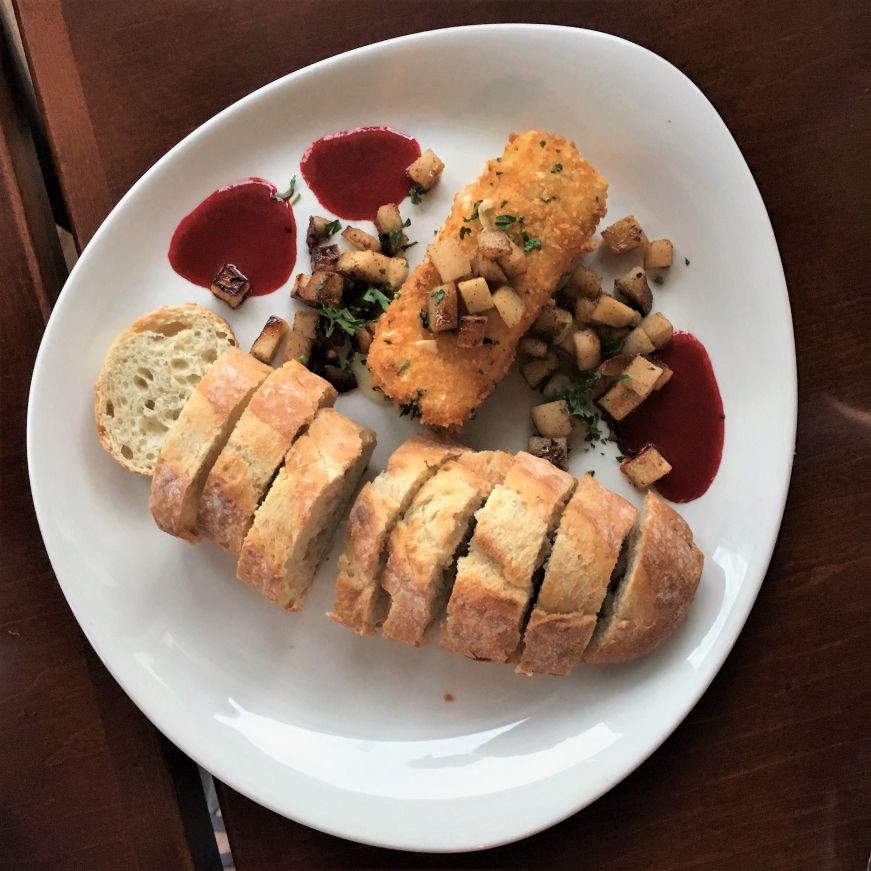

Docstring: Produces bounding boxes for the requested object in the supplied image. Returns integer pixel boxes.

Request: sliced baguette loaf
[381,450,513,647]
[517,475,637,676]
[583,491,704,663]
[329,434,467,635]
[95,305,236,475]
[197,361,337,553]
[237,408,376,610]
[441,452,576,662]
[149,349,271,542]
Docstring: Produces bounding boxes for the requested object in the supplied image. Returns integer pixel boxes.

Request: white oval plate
[27,25,795,852]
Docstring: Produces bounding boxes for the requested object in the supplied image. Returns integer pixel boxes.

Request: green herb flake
[398,360,411,374]
[617,374,632,382]
[299,354,309,366]
[616,455,625,462]
[550,163,563,174]
[362,286,391,312]
[653,275,665,285]
[522,232,542,253]
[459,226,472,240]
[314,281,326,292]
[401,241,418,251]
[685,257,691,266]
[419,309,430,329]
[403,218,411,227]
[586,470,596,477]
[318,306,366,338]
[274,175,297,201]
[431,288,446,304]
[494,214,517,229]
[324,219,341,236]
[399,392,424,419]
[539,139,546,147]
[409,183,426,205]
[291,192,301,205]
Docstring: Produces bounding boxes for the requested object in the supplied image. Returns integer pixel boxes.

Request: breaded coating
[367,130,607,430]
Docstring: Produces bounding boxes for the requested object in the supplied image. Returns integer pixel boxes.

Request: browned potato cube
[591,294,641,328]
[284,311,318,365]
[470,252,508,286]
[654,362,673,390]
[429,238,471,284]
[597,354,633,379]
[352,326,373,355]
[427,283,459,332]
[210,263,250,308]
[615,267,653,315]
[622,447,672,489]
[644,239,674,269]
[567,264,602,299]
[527,436,569,471]
[310,244,339,273]
[573,327,602,371]
[292,270,344,307]
[306,215,333,248]
[458,276,494,313]
[477,230,513,260]
[531,400,573,437]
[521,350,559,389]
[574,295,598,325]
[407,148,445,190]
[337,250,400,286]
[601,215,646,254]
[497,239,528,278]
[639,311,674,348]
[250,315,288,363]
[375,203,403,234]
[622,325,656,356]
[519,336,548,358]
[342,226,381,252]
[385,257,409,289]
[597,356,664,420]
[322,364,357,394]
[492,285,525,328]
[457,315,487,348]
[534,306,574,343]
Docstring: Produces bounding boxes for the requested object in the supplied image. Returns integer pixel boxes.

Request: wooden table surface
[5,0,870,868]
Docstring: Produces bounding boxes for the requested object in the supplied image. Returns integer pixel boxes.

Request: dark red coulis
[300,127,421,221]
[168,178,296,296]
[617,331,724,503]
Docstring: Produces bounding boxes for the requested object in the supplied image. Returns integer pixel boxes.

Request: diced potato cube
[385,257,409,289]
[644,239,674,270]
[407,148,445,191]
[306,215,332,248]
[284,311,318,365]
[352,326,373,355]
[337,250,397,286]
[614,267,653,315]
[574,295,597,325]
[573,327,602,371]
[470,252,508,286]
[639,311,674,348]
[534,306,574,344]
[250,315,288,363]
[591,294,641,328]
[457,315,487,348]
[310,244,339,273]
[527,436,569,471]
[601,215,646,254]
[322,364,357,393]
[622,447,672,489]
[554,325,578,356]
[458,276,494,314]
[342,226,381,252]
[210,263,250,308]
[531,400,573,437]
[622,325,656,356]
[568,264,602,298]
[375,203,404,234]
[429,238,471,283]
[654,363,673,390]
[477,230,512,260]
[519,336,548,358]
[492,285,525,328]
[597,356,664,420]
[497,239,528,278]
[292,270,344,307]
[521,350,558,388]
[542,372,571,400]
[427,283,459,332]
[597,354,633,378]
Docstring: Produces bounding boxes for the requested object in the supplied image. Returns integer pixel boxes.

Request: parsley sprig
[409,183,426,205]
[550,371,607,446]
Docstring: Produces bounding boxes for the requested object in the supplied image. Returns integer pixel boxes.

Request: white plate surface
[27,25,795,852]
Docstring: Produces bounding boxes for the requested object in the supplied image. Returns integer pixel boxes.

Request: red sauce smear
[617,332,724,503]
[300,126,421,221]
[169,178,296,296]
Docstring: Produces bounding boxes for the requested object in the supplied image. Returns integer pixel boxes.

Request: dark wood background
[3,0,869,868]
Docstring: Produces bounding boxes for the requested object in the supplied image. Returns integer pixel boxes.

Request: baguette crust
[381,451,513,646]
[237,408,376,610]
[441,452,575,661]
[583,491,704,663]
[368,130,607,430]
[329,434,467,634]
[517,475,636,676]
[197,362,337,553]
[149,349,270,541]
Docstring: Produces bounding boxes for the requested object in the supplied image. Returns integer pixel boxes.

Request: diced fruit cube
[492,285,525,328]
[644,239,674,269]
[429,238,471,283]
[458,276,494,313]
[457,315,487,348]
[614,267,653,315]
[591,294,641,328]
[622,447,672,489]
[573,327,602,371]
[639,311,674,348]
[601,215,646,254]
[407,148,445,190]
[531,400,573,437]
[250,315,288,363]
[597,356,663,420]
[427,283,459,332]
[621,325,656,356]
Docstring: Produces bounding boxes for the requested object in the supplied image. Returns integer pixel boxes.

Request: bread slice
[237,408,376,610]
[517,475,637,676]
[329,434,467,635]
[197,361,337,553]
[583,491,704,663]
[95,305,236,475]
[149,348,271,541]
[441,452,576,662]
[381,450,513,646]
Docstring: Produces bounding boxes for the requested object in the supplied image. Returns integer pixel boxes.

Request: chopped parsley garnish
[409,183,426,205]
[463,199,483,222]
[431,288,446,304]
[550,163,563,173]
[324,219,342,236]
[398,360,411,374]
[685,256,691,266]
[550,371,607,448]
[291,192,301,205]
[274,175,297,201]
[601,336,625,358]
[653,275,665,285]
[539,139,546,147]
[362,286,391,312]
[459,226,472,239]
[399,392,423,419]
[318,305,366,338]
[314,280,326,292]
[401,241,418,250]
[521,232,542,253]
[494,214,517,228]
[419,309,430,329]
[586,470,595,477]
[617,374,632,382]
[299,354,309,366]
[403,218,411,227]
